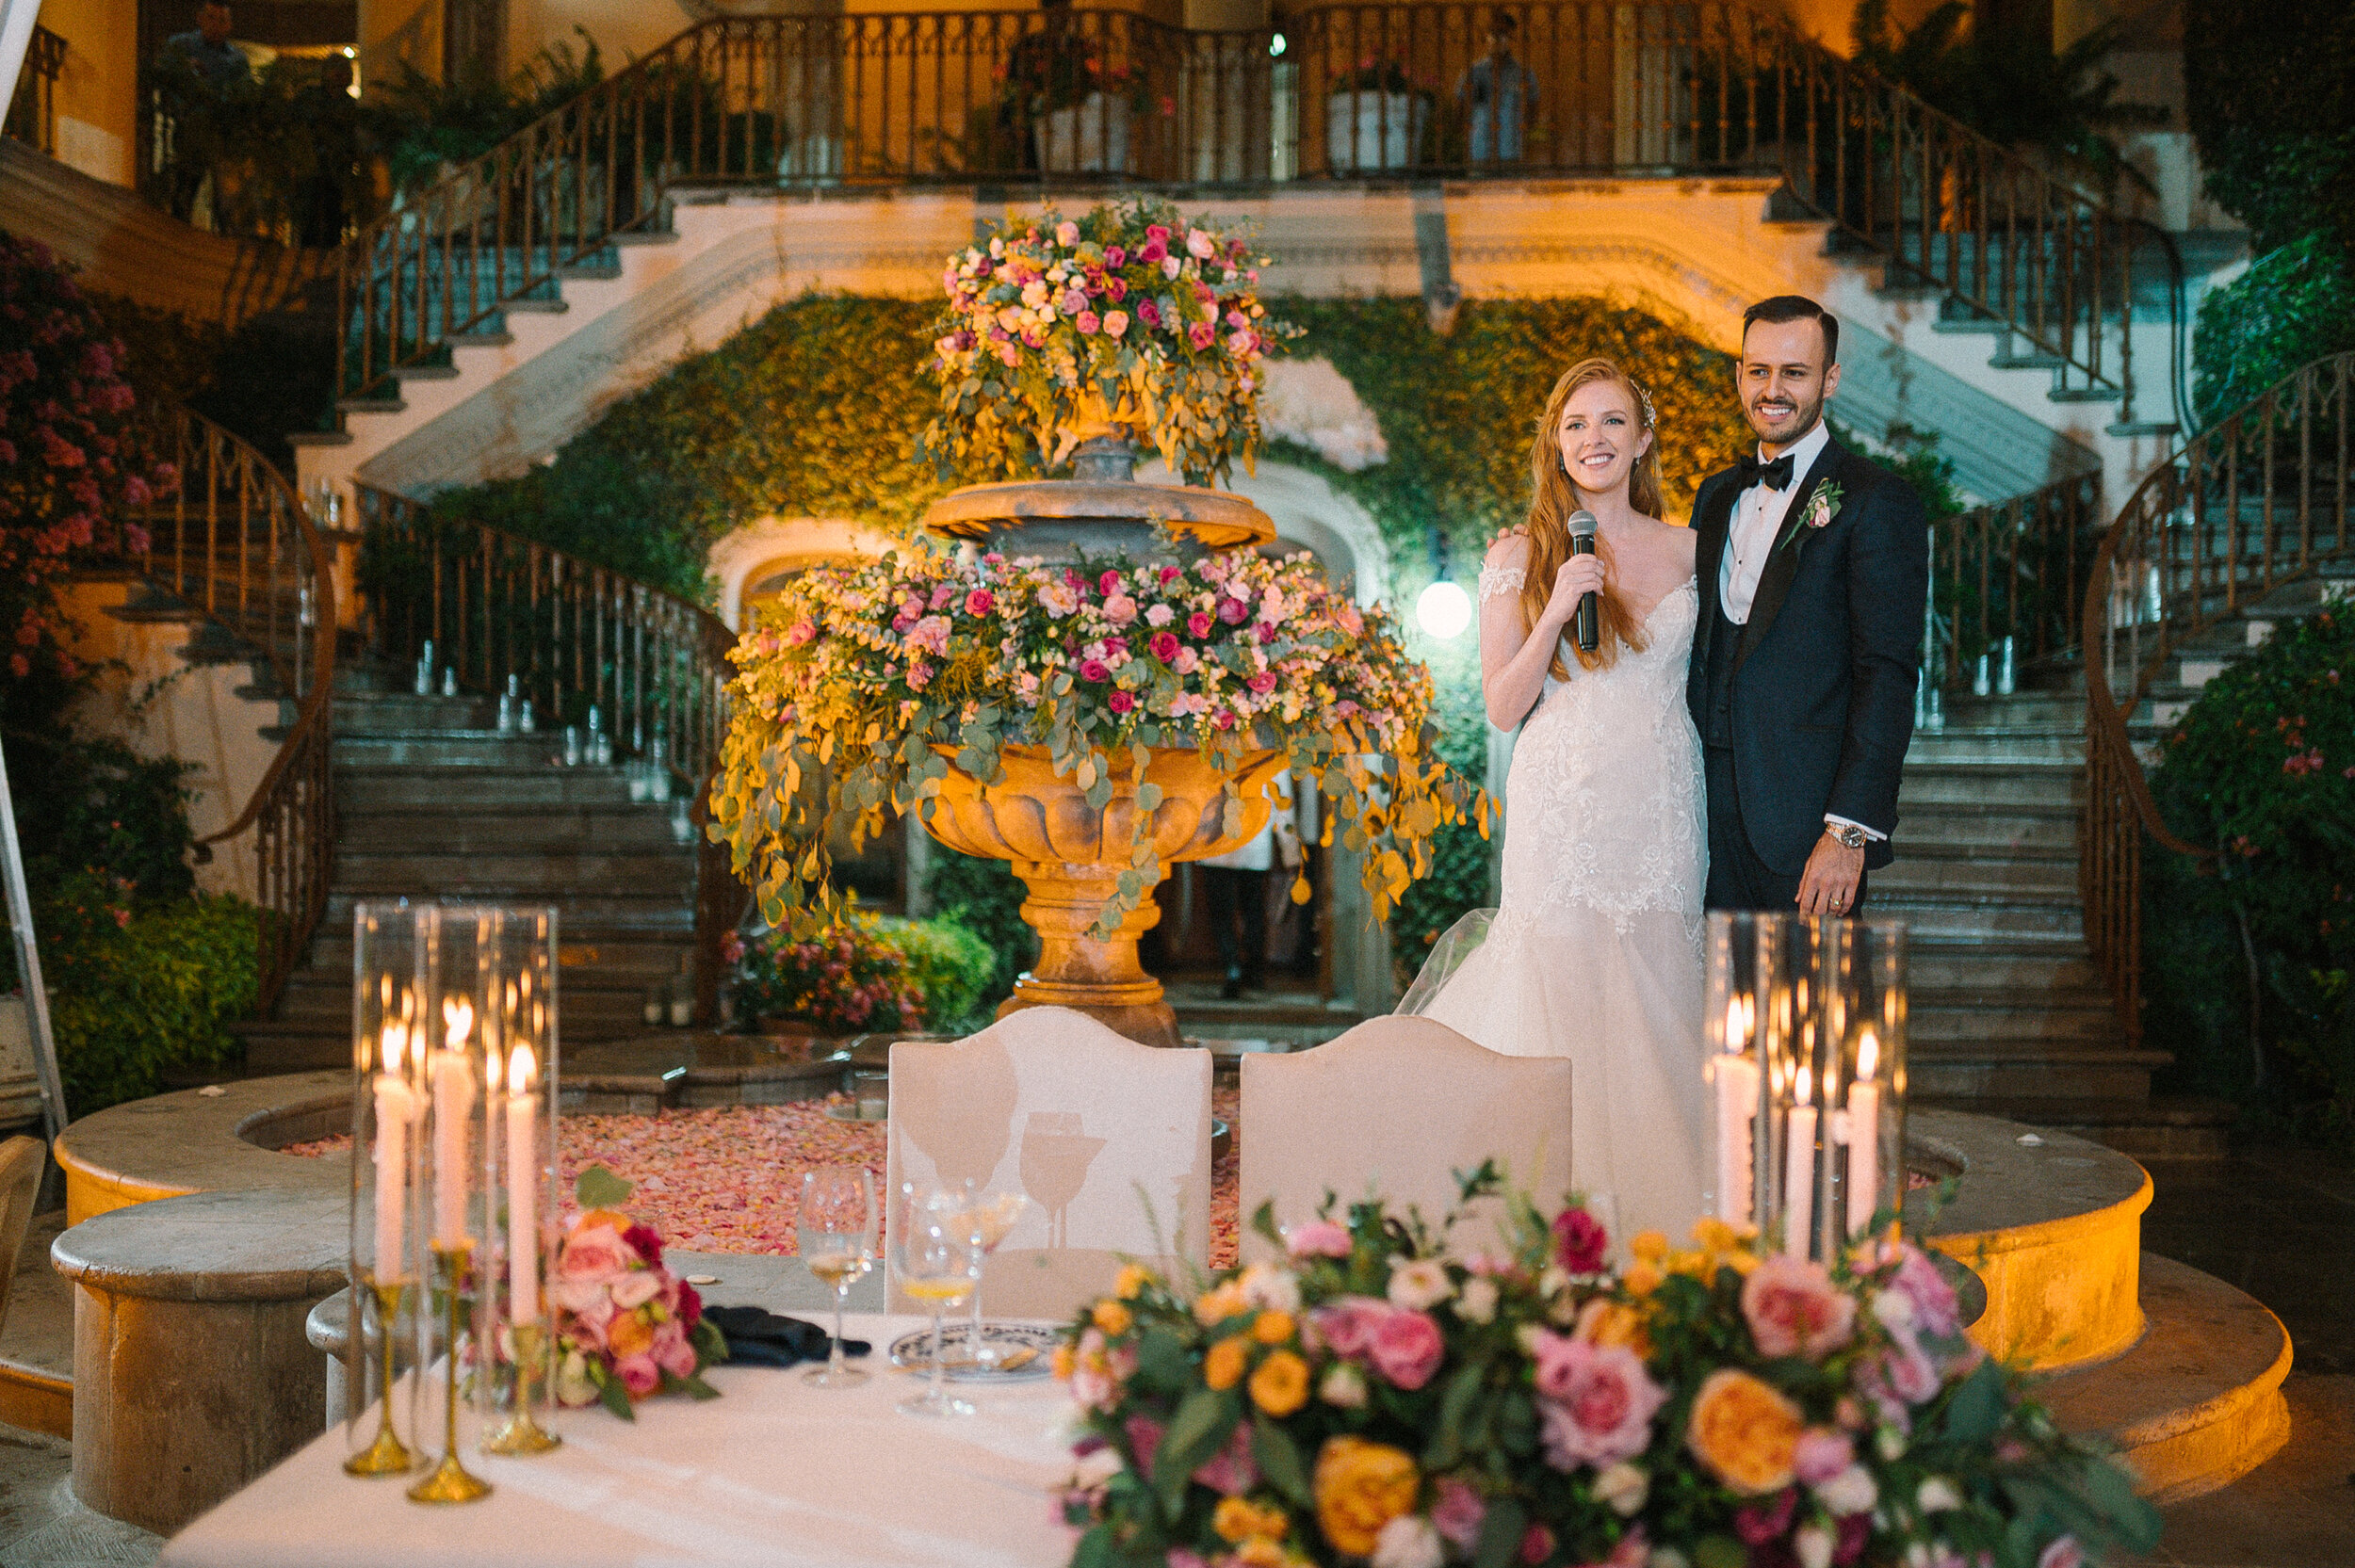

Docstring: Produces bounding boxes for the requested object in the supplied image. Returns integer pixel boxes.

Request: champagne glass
[798,1166,876,1387]
[894,1181,981,1417]
[955,1183,1032,1368]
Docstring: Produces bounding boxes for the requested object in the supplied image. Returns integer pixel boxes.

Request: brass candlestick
[408,1243,492,1504]
[481,1318,561,1455]
[343,1277,414,1477]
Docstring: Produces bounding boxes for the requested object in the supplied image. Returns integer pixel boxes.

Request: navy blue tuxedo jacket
[1685,435,1929,875]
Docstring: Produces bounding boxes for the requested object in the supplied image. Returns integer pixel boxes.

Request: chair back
[885,1008,1211,1317]
[1239,1017,1570,1260]
[0,1136,46,1332]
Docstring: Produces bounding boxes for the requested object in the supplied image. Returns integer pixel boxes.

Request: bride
[1401,356,1710,1241]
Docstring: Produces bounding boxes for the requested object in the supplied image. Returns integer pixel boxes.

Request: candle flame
[1858,1028,1880,1080]
[382,1022,406,1075]
[1795,1064,1813,1106]
[443,994,474,1049]
[511,1044,536,1094]
[484,1046,503,1093]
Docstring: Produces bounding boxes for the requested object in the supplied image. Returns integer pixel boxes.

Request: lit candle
[1846,1029,1882,1238]
[1713,995,1758,1220]
[371,1022,414,1280]
[507,1044,541,1323]
[1783,1064,1816,1258]
[432,996,476,1246]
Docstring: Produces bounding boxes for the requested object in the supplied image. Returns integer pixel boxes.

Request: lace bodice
[1494,578,1705,941]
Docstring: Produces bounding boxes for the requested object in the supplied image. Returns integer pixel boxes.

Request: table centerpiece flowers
[710,541,1486,946]
[1049,1169,2160,1568]
[549,1166,727,1419]
[917,199,1291,487]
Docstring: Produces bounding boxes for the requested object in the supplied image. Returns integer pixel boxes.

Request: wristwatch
[1824,822,1868,850]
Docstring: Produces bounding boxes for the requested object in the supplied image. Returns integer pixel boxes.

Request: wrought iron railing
[1,24,64,157]
[351,484,741,1008]
[336,2,2166,425]
[1924,471,2103,694]
[130,406,338,1010]
[2080,352,2355,1039]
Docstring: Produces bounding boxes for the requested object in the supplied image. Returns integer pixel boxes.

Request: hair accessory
[1628,378,1658,430]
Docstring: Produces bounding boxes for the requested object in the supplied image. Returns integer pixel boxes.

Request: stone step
[1870,859,2082,897]
[333,809,685,853]
[320,891,694,931]
[1908,994,2121,1044]
[271,977,661,1027]
[336,766,641,810]
[330,692,492,731]
[300,932,694,975]
[1863,897,2085,940]
[330,848,693,888]
[1894,762,2080,808]
[1931,692,2086,727]
[1890,816,2080,854]
[1906,727,2086,762]
[332,730,574,767]
[1905,1043,2168,1101]
[1950,1094,2238,1160]
[1906,944,2099,991]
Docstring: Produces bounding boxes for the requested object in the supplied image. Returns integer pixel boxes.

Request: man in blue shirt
[161,3,252,92]
[1458,15,1536,166]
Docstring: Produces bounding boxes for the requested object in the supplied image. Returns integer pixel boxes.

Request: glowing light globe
[1416,579,1472,640]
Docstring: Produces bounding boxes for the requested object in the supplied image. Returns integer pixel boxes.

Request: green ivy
[2190,236,2355,429]
[923,849,1038,1010]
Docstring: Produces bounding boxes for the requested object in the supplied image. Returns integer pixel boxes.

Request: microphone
[1568,510,1599,653]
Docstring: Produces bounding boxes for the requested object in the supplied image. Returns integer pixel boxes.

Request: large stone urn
[917,401,1284,1046]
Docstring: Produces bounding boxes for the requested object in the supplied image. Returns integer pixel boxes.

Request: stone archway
[706,515,899,631]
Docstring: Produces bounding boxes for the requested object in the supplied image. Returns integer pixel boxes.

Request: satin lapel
[1690,472,1741,667]
[1737,438,1848,667]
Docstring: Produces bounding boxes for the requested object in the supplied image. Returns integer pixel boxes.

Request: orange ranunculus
[1052,1343,1077,1381]
[1195,1280,1248,1326]
[1214,1495,1289,1544]
[1574,1298,1651,1357]
[1094,1299,1134,1336]
[1312,1435,1420,1556]
[1623,1261,1665,1298]
[1686,1367,1804,1495]
[1115,1264,1153,1300]
[1630,1230,1670,1263]
[1254,1309,1297,1345]
[1234,1540,1290,1568]
[606,1309,655,1358]
[1250,1349,1310,1416]
[1205,1334,1249,1391]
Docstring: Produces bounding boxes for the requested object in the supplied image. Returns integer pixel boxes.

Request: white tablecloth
[161,1315,1081,1568]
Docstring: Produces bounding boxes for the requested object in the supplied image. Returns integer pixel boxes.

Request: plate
[888,1321,1063,1382]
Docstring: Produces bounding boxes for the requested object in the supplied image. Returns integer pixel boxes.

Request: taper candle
[1846,1029,1882,1237]
[507,1043,540,1323]
[372,1023,414,1279]
[1713,996,1758,1220]
[432,997,476,1245]
[1783,1064,1816,1258]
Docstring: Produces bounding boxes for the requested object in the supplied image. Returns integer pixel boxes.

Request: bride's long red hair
[1518,358,1665,677]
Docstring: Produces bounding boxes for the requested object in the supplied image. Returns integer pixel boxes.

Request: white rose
[1816,1463,1878,1517]
[1872,1289,1917,1332]
[1370,1514,1444,1568]
[1594,1462,1648,1516]
[553,1348,596,1408]
[1388,1257,1454,1312]
[1241,1264,1302,1315]
[1916,1477,1963,1512]
[1456,1276,1500,1325]
[1795,1523,1835,1568]
[1069,1446,1126,1490]
[1320,1362,1368,1408]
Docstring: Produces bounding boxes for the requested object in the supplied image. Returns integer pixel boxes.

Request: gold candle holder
[342,1277,414,1477]
[481,1319,561,1456]
[408,1243,493,1505]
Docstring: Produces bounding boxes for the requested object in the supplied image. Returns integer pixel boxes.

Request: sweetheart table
[160,1313,1080,1568]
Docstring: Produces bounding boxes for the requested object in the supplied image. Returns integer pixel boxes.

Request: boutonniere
[1778,480,1843,553]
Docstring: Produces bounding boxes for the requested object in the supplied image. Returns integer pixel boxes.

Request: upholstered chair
[885,1008,1211,1318]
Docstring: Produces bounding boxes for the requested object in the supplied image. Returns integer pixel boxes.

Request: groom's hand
[1795,832,1865,916]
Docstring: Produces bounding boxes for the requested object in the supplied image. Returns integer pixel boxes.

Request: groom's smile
[1736,315,1843,456]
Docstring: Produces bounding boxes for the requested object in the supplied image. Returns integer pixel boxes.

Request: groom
[1688,296,1929,916]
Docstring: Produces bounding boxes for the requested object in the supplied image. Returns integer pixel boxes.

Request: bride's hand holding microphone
[1542,552,1606,639]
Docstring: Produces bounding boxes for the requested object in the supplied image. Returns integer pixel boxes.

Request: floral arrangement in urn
[1051,1170,2159,1568]
[711,543,1485,942]
[918,199,1291,487]
[550,1166,727,1418]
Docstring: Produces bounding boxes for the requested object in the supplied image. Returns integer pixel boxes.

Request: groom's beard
[1746,389,1825,450]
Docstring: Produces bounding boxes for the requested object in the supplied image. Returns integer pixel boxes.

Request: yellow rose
[1250,1349,1310,1417]
[1115,1264,1152,1300]
[1313,1436,1420,1556]
[1691,1217,1740,1254]
[1623,1261,1665,1298]
[1668,1249,1713,1278]
[1254,1309,1296,1345]
[1630,1230,1670,1263]
[1205,1334,1249,1391]
[1094,1300,1133,1336]
[1574,1298,1651,1357]
[1686,1368,1804,1495]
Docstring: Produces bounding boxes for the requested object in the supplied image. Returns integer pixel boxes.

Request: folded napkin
[702,1305,871,1369]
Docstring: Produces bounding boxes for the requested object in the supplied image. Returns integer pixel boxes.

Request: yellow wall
[37,0,138,186]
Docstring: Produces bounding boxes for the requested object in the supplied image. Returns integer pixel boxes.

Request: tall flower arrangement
[1052,1172,2160,1568]
[709,544,1486,941]
[918,199,1292,488]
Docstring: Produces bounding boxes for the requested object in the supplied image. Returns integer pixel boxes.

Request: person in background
[1457,12,1536,166]
[161,2,253,92]
[1196,777,1303,1000]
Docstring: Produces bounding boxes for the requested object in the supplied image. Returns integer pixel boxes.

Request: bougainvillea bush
[1053,1171,2159,1568]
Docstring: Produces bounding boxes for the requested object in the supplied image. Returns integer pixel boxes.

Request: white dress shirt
[1719,418,1830,625]
[1715,420,1883,845]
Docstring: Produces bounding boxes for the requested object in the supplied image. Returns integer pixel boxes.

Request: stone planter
[1327,90,1429,172]
[1035,91,1133,173]
[925,743,1287,1047]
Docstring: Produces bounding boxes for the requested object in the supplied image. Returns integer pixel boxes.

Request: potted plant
[1327,57,1436,173]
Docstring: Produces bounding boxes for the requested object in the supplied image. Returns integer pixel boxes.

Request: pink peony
[559,1223,636,1284]
[1172,647,1200,675]
[929,582,958,610]
[1741,1253,1857,1361]
[1553,1206,1609,1273]
[614,1352,661,1396]
[1287,1220,1353,1259]
[1530,1332,1668,1471]
[1368,1308,1445,1391]
[1795,1428,1854,1485]
[1056,220,1080,247]
[1432,1478,1486,1549]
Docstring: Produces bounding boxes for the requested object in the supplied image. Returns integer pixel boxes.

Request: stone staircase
[236,664,701,1075]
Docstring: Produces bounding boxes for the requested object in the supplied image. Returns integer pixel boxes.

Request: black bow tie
[1738,452,1796,492]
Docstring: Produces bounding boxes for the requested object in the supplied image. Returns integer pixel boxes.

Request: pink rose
[1150,630,1181,662]
[1187,611,1214,638]
[1189,321,1216,350]
[785,619,817,647]
[1105,245,1128,267]
[1308,1296,1389,1358]
[1217,595,1250,625]
[1101,310,1129,337]
[965,589,996,615]
[1079,659,1112,683]
[1519,1525,1555,1565]
[1530,1332,1667,1470]
[1286,1220,1352,1259]
[1108,690,1136,715]
[1192,1423,1258,1495]
[1741,1253,1857,1360]
[1553,1206,1609,1273]
[1103,593,1139,626]
[614,1352,661,1397]
[1795,1427,1854,1485]
[559,1223,635,1284]
[1099,569,1124,595]
[1140,238,1168,265]
[1172,647,1199,674]
[1186,228,1217,259]
[1077,311,1101,335]
[1246,671,1277,694]
[1432,1478,1486,1549]
[1138,299,1163,328]
[1885,1243,1962,1340]
[653,1319,699,1379]
[1055,219,1080,247]
[1368,1308,1445,1391]
[610,1270,662,1309]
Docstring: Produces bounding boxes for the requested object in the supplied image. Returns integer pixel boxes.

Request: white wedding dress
[1400,571,1710,1243]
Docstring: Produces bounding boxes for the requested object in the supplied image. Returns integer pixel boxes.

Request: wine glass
[894,1181,981,1417]
[954,1183,1032,1368]
[798,1165,876,1387]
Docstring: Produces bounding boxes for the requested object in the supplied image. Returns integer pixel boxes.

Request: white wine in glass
[798,1166,876,1387]
[894,1182,981,1417]
[954,1184,1032,1367]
